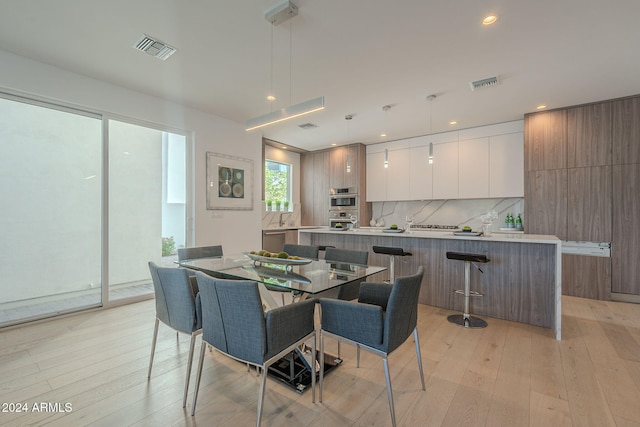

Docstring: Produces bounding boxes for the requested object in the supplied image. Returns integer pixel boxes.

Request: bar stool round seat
[373,246,412,283]
[446,251,489,329]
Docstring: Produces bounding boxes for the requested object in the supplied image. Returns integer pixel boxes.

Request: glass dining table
[178,252,387,393]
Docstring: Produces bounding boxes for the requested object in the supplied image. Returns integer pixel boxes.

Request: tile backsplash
[369,198,525,230]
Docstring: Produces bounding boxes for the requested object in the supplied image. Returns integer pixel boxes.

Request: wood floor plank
[484,323,532,427]
[439,317,509,426]
[560,315,617,427]
[529,390,572,427]
[530,322,568,400]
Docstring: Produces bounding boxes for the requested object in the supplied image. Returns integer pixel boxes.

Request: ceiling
[1,0,639,152]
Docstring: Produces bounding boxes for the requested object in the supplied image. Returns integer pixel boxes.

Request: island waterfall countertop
[298,227,562,340]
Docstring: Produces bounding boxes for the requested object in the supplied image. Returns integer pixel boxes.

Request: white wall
[0,49,263,255]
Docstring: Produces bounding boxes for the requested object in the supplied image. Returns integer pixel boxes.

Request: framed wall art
[206,152,253,210]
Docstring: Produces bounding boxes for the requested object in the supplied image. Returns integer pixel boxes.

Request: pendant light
[345,114,352,173]
[426,94,436,164]
[246,1,324,131]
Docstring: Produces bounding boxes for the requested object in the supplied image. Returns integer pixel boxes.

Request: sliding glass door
[108,120,186,301]
[0,96,103,325]
[0,95,188,326]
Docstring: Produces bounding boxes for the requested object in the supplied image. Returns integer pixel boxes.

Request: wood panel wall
[305,232,558,330]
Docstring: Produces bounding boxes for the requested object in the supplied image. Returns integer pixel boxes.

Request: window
[264,160,291,209]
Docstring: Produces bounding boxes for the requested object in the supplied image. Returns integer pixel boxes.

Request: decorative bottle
[515,214,523,230]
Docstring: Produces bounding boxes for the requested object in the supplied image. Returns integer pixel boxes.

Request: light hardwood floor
[1,296,640,426]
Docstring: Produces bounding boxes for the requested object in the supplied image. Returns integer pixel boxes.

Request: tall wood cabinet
[301,144,369,226]
[612,164,640,296]
[300,150,329,226]
[525,94,640,301]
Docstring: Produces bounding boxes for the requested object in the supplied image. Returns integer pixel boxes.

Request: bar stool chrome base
[447,314,487,328]
[446,251,490,330]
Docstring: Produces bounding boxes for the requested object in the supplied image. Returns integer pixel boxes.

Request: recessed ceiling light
[281,146,287,149]
[482,14,498,25]
[449,120,458,125]
[380,133,387,138]
[536,105,547,110]
[331,143,337,146]
[266,95,276,101]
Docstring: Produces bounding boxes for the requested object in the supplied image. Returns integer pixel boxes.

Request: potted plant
[283,200,290,211]
[266,199,273,211]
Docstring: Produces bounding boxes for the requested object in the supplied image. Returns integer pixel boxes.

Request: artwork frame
[206,152,253,210]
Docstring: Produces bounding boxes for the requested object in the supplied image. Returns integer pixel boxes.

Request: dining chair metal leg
[319,330,324,403]
[413,328,426,390]
[382,356,397,427]
[311,330,317,404]
[356,345,360,368]
[191,342,207,416]
[147,318,160,378]
[256,363,268,427]
[337,340,341,359]
[183,332,197,407]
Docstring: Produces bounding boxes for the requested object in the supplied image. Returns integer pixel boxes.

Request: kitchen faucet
[279,212,292,227]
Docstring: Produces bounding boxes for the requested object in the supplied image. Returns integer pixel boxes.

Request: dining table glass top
[178,253,386,295]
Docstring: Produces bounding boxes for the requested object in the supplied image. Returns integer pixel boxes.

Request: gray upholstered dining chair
[177,245,223,261]
[282,243,319,259]
[191,272,317,426]
[318,266,425,427]
[147,262,202,408]
[321,247,369,359]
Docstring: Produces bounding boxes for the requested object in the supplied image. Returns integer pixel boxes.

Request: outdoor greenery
[162,236,176,256]
[265,161,290,208]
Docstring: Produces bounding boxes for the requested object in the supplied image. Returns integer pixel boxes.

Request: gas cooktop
[411,224,460,230]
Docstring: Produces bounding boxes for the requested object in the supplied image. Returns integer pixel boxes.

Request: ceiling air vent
[469,76,499,91]
[298,123,318,129]
[133,34,176,60]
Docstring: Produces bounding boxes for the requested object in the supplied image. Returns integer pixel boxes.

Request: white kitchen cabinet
[409,144,433,199]
[432,140,459,199]
[489,132,524,197]
[459,137,489,198]
[365,121,523,202]
[366,151,387,201]
[386,148,411,200]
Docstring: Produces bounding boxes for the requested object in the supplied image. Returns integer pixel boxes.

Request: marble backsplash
[369,198,525,231]
[261,203,301,229]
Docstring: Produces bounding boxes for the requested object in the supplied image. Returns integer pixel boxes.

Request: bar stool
[373,246,412,283]
[446,251,489,328]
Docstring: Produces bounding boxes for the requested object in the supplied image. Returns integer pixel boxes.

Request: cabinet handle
[263,231,286,236]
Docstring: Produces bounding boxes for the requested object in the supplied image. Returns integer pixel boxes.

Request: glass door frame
[101,114,194,308]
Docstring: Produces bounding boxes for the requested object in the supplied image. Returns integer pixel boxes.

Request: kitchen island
[299,228,562,340]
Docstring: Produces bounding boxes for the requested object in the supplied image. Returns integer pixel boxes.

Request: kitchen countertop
[262,226,324,232]
[298,226,560,245]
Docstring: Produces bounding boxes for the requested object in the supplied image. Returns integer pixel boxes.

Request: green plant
[283,200,290,210]
[162,236,176,256]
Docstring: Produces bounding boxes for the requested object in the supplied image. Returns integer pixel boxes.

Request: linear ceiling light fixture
[246,1,324,131]
[245,96,324,131]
